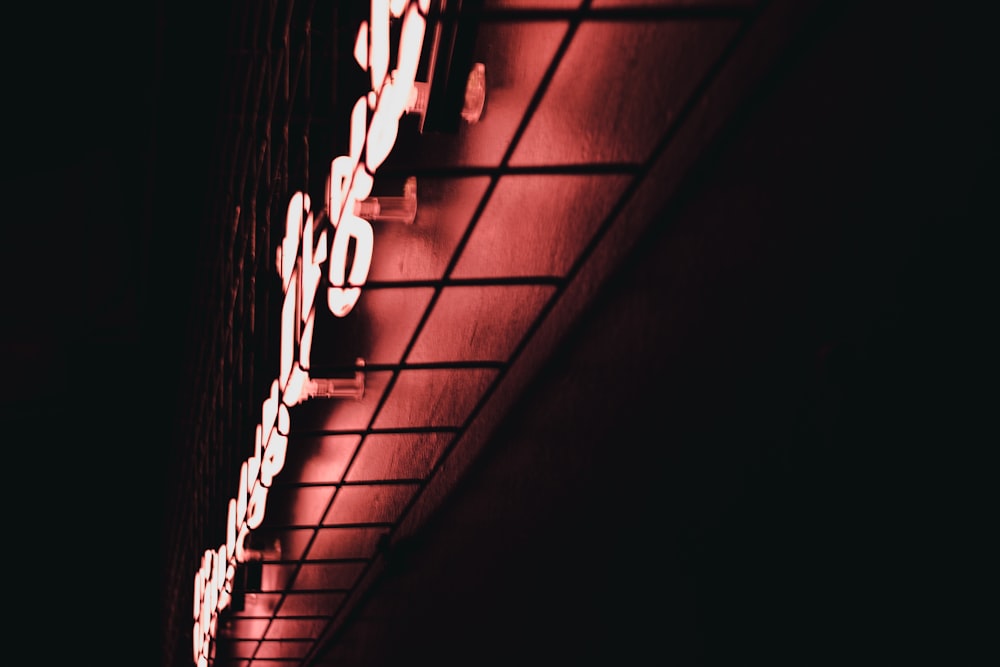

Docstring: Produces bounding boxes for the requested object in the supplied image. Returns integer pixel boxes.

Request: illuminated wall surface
[176,1,759,664]
[158,1,994,667]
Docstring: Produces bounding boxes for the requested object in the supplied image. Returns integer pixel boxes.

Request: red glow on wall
[191,3,434,664]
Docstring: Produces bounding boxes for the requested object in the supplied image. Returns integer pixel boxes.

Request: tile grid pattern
[163,2,771,667]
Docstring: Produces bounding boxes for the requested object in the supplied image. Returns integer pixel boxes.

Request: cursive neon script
[191,3,430,665]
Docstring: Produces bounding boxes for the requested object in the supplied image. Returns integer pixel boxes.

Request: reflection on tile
[323,484,419,524]
[309,306,374,371]
[260,564,297,592]
[216,658,249,667]
[237,593,281,617]
[283,434,361,485]
[265,618,329,640]
[261,484,335,526]
[452,175,631,278]
[510,19,741,165]
[263,528,313,562]
[305,526,388,560]
[277,591,348,617]
[225,641,258,658]
[372,368,499,429]
[369,177,491,282]
[354,287,434,364]
[345,432,452,481]
[291,561,366,591]
[408,285,556,362]
[255,640,312,659]
[220,618,269,639]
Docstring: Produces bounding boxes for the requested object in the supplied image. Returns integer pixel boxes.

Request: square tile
[277,591,348,616]
[408,284,556,362]
[350,286,435,364]
[509,19,741,165]
[281,434,361,485]
[369,177,491,281]
[261,484,335,527]
[256,528,312,562]
[237,592,281,618]
[451,175,631,278]
[345,432,453,481]
[307,306,372,371]
[254,640,312,659]
[265,617,329,640]
[260,563,297,593]
[305,526,389,560]
[220,618,269,639]
[372,368,499,429]
[291,561,366,591]
[323,483,419,524]
[224,641,258,658]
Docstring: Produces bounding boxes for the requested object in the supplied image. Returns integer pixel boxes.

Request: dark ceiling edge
[302,0,827,662]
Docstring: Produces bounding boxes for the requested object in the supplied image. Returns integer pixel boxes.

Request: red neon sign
[191,2,431,665]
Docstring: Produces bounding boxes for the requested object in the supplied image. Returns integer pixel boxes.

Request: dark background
[3,2,994,665]
[3,3,230,663]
